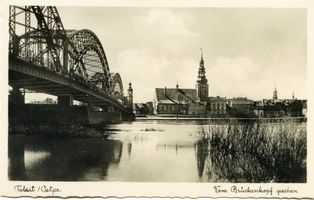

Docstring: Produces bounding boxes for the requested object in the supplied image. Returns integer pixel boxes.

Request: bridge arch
[110,73,124,97]
[17,29,113,93]
[66,29,112,93]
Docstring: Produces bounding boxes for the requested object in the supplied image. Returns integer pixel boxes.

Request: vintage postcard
[0,0,313,198]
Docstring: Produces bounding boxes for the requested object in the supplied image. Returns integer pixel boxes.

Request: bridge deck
[9,56,130,114]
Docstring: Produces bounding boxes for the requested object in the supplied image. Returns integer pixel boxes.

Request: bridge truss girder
[9,6,114,95]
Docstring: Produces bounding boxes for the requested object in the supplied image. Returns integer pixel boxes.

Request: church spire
[200,48,204,62]
[196,48,209,102]
[197,48,207,82]
[273,87,278,100]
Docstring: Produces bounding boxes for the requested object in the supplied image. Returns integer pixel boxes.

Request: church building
[153,49,208,115]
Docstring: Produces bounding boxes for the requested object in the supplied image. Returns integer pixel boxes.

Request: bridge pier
[121,109,135,121]
[9,87,25,106]
[9,87,25,124]
[57,95,73,107]
[107,106,115,112]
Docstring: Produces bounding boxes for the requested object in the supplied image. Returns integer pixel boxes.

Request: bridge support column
[9,87,25,106]
[121,111,135,121]
[57,95,73,107]
[9,87,25,124]
[107,106,115,112]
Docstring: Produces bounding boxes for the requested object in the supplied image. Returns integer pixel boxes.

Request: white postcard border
[0,0,313,198]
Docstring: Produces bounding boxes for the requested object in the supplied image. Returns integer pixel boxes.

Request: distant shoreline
[136,115,307,121]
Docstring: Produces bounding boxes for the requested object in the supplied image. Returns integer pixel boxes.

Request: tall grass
[199,119,306,182]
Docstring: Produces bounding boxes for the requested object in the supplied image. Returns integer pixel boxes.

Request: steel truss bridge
[9,6,130,114]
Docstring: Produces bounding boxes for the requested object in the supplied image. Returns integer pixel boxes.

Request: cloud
[139,9,196,37]
[129,9,198,57]
[207,56,267,99]
[209,56,262,82]
[207,56,306,100]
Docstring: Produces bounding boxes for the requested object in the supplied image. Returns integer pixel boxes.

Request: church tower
[127,82,133,109]
[196,48,209,102]
[273,87,278,100]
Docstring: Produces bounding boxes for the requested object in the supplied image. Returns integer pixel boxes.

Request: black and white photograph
[1,0,313,198]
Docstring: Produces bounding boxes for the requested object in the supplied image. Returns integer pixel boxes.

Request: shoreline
[9,116,306,138]
[136,115,307,121]
[9,123,111,138]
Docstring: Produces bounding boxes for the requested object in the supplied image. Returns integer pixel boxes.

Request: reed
[199,119,306,182]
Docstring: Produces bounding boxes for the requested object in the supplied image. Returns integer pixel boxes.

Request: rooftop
[155,87,199,104]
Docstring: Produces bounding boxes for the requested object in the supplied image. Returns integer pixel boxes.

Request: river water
[8,119,306,182]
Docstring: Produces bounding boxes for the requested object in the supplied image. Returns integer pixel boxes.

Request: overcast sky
[53,7,306,103]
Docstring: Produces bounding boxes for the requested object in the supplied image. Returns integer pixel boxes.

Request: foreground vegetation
[199,119,306,182]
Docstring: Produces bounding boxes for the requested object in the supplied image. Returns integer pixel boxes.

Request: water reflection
[195,139,209,178]
[9,136,123,181]
[8,136,26,180]
[127,143,132,157]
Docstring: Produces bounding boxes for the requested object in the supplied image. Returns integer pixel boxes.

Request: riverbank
[137,115,307,122]
[9,104,126,125]
[9,123,112,138]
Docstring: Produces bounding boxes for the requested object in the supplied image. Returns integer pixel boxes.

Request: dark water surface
[8,120,306,182]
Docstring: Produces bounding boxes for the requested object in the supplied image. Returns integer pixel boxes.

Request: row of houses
[255,99,307,118]
[135,92,306,118]
[134,51,306,118]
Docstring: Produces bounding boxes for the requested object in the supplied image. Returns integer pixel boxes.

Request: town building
[302,100,307,117]
[228,97,254,112]
[29,97,56,104]
[287,100,304,117]
[226,97,255,117]
[207,96,227,115]
[253,101,264,117]
[258,96,305,118]
[262,99,286,117]
[153,86,206,115]
[134,102,154,116]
